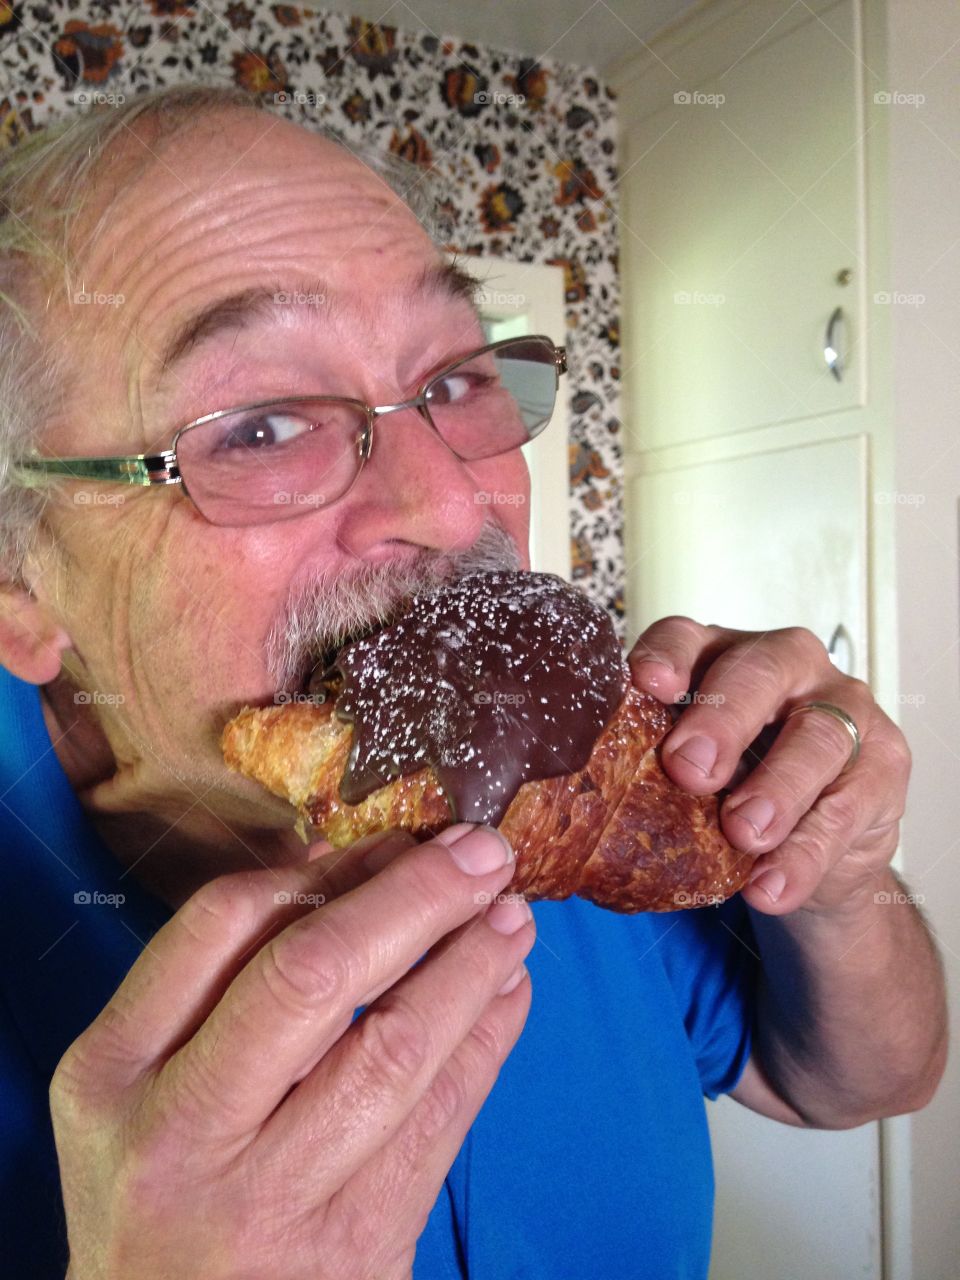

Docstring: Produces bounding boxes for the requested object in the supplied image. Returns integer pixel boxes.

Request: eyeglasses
[18,335,567,527]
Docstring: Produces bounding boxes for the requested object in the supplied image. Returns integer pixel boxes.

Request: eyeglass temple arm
[17,451,181,486]
[556,346,568,376]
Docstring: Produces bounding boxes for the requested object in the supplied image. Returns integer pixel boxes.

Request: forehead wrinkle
[119,216,424,399]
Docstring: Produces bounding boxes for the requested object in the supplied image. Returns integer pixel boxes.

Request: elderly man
[0,84,946,1279]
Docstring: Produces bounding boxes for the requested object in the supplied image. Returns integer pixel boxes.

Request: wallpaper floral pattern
[0,0,625,630]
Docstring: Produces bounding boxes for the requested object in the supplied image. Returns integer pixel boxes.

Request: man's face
[36,109,531,826]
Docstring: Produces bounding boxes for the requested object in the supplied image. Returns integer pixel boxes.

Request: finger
[156,825,518,1141]
[719,701,866,852]
[63,828,415,1089]
[322,971,532,1275]
[628,615,744,703]
[739,737,902,914]
[259,893,536,1175]
[656,632,848,794]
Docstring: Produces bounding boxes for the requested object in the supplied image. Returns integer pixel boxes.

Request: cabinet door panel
[621,0,864,450]
[627,435,868,676]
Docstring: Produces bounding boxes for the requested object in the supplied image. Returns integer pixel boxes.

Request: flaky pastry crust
[222,687,750,913]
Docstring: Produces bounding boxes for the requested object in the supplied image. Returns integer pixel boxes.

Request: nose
[332,403,488,560]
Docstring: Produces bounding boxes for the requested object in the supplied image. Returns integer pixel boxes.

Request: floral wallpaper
[0,0,625,630]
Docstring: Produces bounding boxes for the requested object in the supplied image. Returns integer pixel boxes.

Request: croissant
[222,684,751,913]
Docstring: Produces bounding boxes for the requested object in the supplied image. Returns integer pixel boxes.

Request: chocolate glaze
[320,570,627,826]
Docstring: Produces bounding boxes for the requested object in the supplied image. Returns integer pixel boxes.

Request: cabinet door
[620,0,864,450]
[626,434,880,1280]
[627,435,869,677]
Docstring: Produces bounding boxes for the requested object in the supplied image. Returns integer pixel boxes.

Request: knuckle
[803,713,852,759]
[656,613,701,634]
[159,1043,243,1136]
[179,873,261,948]
[817,785,862,835]
[50,1042,97,1117]
[324,1185,393,1269]
[645,614,702,652]
[353,1002,432,1091]
[719,643,784,693]
[780,625,830,664]
[878,722,913,775]
[463,1009,513,1072]
[260,925,355,1015]
[416,1064,467,1139]
[50,1004,136,1114]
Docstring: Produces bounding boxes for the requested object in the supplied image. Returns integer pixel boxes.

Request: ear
[0,578,72,685]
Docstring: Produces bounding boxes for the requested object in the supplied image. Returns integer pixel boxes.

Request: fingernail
[633,658,674,691]
[446,825,513,875]
[485,897,533,935]
[671,734,718,776]
[726,796,776,838]
[497,962,528,996]
[749,867,786,903]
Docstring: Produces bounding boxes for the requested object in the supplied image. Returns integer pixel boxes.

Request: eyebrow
[153,258,486,388]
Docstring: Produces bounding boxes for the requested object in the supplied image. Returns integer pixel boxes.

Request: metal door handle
[827,622,854,675]
[824,306,844,381]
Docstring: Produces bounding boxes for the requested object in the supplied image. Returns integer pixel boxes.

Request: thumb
[305,828,419,899]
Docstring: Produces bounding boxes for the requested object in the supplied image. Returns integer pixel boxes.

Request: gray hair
[0,82,453,583]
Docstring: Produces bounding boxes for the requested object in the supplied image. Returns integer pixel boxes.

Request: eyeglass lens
[175,337,559,526]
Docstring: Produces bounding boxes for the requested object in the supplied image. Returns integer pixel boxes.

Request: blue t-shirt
[0,666,757,1278]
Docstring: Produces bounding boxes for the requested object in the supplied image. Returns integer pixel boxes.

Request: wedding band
[785,700,861,772]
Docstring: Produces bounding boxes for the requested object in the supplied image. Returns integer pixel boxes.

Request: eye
[219,410,312,450]
[427,369,496,407]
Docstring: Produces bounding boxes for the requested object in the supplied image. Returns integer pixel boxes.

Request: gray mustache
[265,519,522,692]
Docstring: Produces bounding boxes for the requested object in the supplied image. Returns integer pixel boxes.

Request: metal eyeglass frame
[17,335,568,517]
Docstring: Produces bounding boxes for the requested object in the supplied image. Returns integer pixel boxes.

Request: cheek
[142,518,333,706]
[474,452,532,547]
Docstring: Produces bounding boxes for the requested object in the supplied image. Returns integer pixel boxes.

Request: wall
[0,0,625,628]
[885,0,960,1275]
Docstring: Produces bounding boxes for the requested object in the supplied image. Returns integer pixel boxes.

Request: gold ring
[784,700,861,772]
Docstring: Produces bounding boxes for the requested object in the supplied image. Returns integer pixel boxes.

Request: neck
[40,678,306,910]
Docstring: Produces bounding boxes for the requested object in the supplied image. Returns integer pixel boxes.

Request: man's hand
[51,824,534,1280]
[628,616,912,916]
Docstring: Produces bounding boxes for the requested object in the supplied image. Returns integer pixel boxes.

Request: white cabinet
[621,0,865,451]
[613,2,888,1277]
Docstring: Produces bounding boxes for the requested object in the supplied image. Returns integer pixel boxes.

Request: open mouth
[303,597,415,698]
